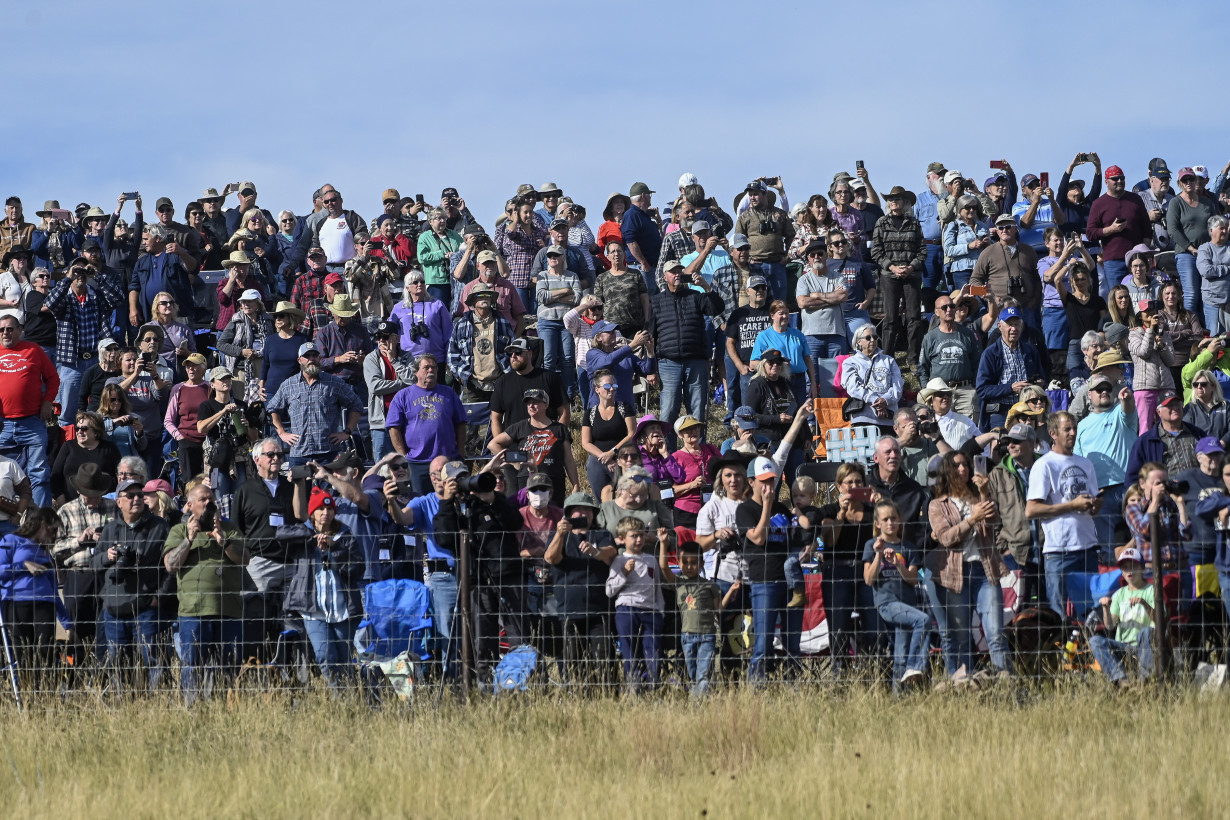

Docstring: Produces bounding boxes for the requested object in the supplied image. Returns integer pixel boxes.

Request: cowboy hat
[465,286,499,307]
[221,250,255,268]
[918,377,955,403]
[69,463,114,497]
[326,294,359,317]
[272,300,306,323]
[882,186,918,207]
[602,192,632,222]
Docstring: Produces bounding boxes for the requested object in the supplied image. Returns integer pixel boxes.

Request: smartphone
[505,450,528,465]
[855,160,864,170]
[50,208,73,221]
[1040,172,1049,188]
[1076,153,1090,164]
[973,455,988,476]
[969,284,988,297]
[288,465,313,481]
[141,351,156,367]
[122,192,139,200]
[415,193,425,204]
[849,487,874,503]
[396,479,412,496]
[989,160,1006,170]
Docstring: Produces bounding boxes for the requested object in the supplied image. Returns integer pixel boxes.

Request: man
[681,220,733,284]
[535,182,565,226]
[975,307,1045,429]
[489,338,568,439]
[1086,165,1153,285]
[1071,347,1129,422]
[892,406,951,485]
[439,186,475,233]
[92,478,171,690]
[162,482,247,701]
[150,197,200,272]
[983,163,1020,218]
[649,259,724,441]
[734,180,795,302]
[340,233,398,328]
[918,291,982,418]
[448,287,514,403]
[533,218,593,286]
[712,234,767,331]
[307,189,366,271]
[198,187,230,257]
[936,170,996,227]
[223,182,273,237]
[78,239,127,338]
[369,187,424,241]
[867,437,928,544]
[385,354,466,494]
[918,378,997,452]
[266,343,363,465]
[0,451,30,536]
[870,187,927,363]
[0,312,58,505]
[1127,390,1204,480]
[1012,173,1061,254]
[1074,373,1138,556]
[989,422,1043,605]
[435,458,526,683]
[622,182,662,287]
[1056,153,1103,239]
[416,208,462,305]
[795,239,849,357]
[78,337,122,414]
[447,224,498,312]
[653,203,697,291]
[970,214,1042,328]
[914,162,947,290]
[127,225,193,329]
[456,250,527,333]
[1026,411,1103,618]
[1,196,34,259]
[231,437,301,632]
[291,246,333,337]
[824,230,878,346]
[52,464,116,650]
[364,318,415,462]
[31,202,81,275]
[314,293,375,404]
[1138,158,1175,251]
[724,276,774,419]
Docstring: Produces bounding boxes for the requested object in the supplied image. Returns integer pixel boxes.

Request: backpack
[492,645,538,693]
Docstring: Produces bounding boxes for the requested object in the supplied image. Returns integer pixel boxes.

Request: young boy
[784,475,821,608]
[1090,548,1156,687]
[658,536,741,696]
[605,516,666,692]
[862,500,928,688]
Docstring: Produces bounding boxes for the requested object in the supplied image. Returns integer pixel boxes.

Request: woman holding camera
[197,367,261,516]
[1129,304,1177,434]
[1039,229,1096,373]
[1158,280,1204,387]
[217,288,274,390]
[818,462,878,674]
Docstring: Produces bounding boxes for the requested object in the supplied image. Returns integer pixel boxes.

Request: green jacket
[163,521,244,619]
[1181,347,1230,404]
[416,229,462,285]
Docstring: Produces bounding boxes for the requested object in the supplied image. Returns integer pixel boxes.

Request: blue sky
[5,0,1227,227]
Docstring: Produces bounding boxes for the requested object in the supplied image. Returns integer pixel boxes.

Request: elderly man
[989,422,1042,603]
[266,342,363,466]
[1075,374,1138,557]
[654,202,697,290]
[649,259,724,440]
[918,378,995,452]
[914,162,947,290]
[290,246,333,337]
[681,219,733,284]
[127,225,193,328]
[975,306,1045,429]
[936,169,996,227]
[620,182,662,290]
[867,436,928,544]
[1027,411,1104,618]
[306,188,366,271]
[1127,390,1205,480]
[1086,164,1152,286]
[385,354,466,495]
[796,239,850,358]
[456,249,526,333]
[971,214,1043,330]
[871,187,927,364]
[917,291,982,418]
[734,180,795,302]
[44,255,124,426]
[0,312,58,506]
[231,435,301,622]
[1138,158,1175,251]
[1071,348,1129,421]
[315,293,375,404]
[892,406,951,485]
[148,196,200,272]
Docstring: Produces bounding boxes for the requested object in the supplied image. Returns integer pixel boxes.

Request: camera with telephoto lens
[1164,479,1190,496]
[456,472,497,495]
[113,543,135,568]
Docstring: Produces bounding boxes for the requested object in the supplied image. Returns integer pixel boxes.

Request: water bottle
[231,410,246,436]
[1063,630,1080,670]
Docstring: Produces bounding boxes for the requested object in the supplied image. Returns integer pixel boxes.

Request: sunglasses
[1194,382,1211,388]
[1089,385,1112,394]
[322,197,340,204]
[390,461,409,470]
[259,451,284,459]
[281,218,295,223]
[1026,397,1045,405]
[598,384,616,391]
[828,240,848,247]
[935,303,954,312]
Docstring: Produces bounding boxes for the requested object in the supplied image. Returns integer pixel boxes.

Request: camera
[1164,479,1190,496]
[758,219,774,234]
[919,419,941,438]
[717,534,740,556]
[396,479,413,497]
[198,501,217,533]
[457,472,497,494]
[114,543,135,568]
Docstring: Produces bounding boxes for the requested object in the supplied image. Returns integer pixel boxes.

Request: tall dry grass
[1,685,1226,819]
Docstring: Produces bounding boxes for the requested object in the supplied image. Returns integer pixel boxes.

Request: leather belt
[924,239,941,245]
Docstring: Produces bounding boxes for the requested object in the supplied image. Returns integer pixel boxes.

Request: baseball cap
[116,479,144,495]
[761,348,784,364]
[1177,167,1197,181]
[678,173,699,189]
[1021,173,1040,188]
[440,460,470,481]
[238,181,258,196]
[943,170,963,185]
[1197,436,1225,456]
[591,320,617,335]
[998,307,1023,322]
[142,479,173,495]
[97,337,119,352]
[745,180,768,193]
[155,196,174,211]
[1148,158,1171,179]
[505,338,531,353]
[476,250,498,265]
[549,218,569,232]
[526,472,553,490]
[298,342,319,357]
[1105,165,1125,180]
[1101,325,1130,347]
[746,275,769,290]
[307,246,326,258]
[1117,547,1144,566]
[984,173,1008,188]
[747,456,779,481]
[663,259,684,273]
[523,388,550,404]
[1087,373,1114,391]
[733,406,759,430]
[545,245,565,257]
[1194,165,1210,180]
[441,187,459,198]
[690,220,711,235]
[629,182,654,197]
[563,491,600,511]
[238,288,263,303]
[926,161,946,175]
[995,213,1017,227]
[208,366,232,382]
[729,233,751,250]
[374,318,400,338]
[308,487,335,516]
[183,353,207,367]
[381,188,401,203]
[673,415,704,434]
[1159,390,1181,408]
[1004,423,1037,442]
[324,271,345,287]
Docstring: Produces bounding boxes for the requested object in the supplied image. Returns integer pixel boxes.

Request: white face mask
[528,489,551,509]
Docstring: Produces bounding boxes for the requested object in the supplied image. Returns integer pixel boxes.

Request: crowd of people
[2,156,1230,698]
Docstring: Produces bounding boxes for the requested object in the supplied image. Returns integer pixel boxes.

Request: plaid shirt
[869,214,927,275]
[54,497,117,568]
[447,312,514,385]
[654,230,696,291]
[44,273,126,365]
[266,372,364,458]
[291,269,330,338]
[712,262,767,327]
[495,222,548,288]
[1000,343,1028,386]
[1126,498,1191,568]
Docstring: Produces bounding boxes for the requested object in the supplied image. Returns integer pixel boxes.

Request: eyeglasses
[119,492,143,500]
[259,451,284,459]
[508,349,528,357]
[0,328,17,335]
[157,301,173,306]
[828,240,847,247]
[390,461,409,471]
[935,303,954,312]
[1026,397,1045,405]
[1107,176,1124,182]
[141,337,158,344]
[157,207,174,213]
[618,452,639,460]
[280,218,295,224]
[860,334,877,342]
[1089,385,1112,394]
[764,360,782,367]
[322,197,340,204]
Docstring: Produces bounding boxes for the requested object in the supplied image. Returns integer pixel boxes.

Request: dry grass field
[2,684,1227,819]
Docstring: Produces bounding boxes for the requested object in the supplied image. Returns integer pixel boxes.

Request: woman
[927,451,1009,678]
[695,452,753,614]
[818,462,879,673]
[563,294,607,402]
[390,270,452,363]
[146,290,196,371]
[1128,305,1176,434]
[1184,369,1230,444]
[1182,334,1230,402]
[0,508,62,674]
[1168,167,1219,316]
[98,384,147,459]
[536,247,582,401]
[1158,281,1204,388]
[1040,229,1096,373]
[494,197,547,313]
[593,241,650,337]
[197,367,261,515]
[1122,245,1158,305]
[788,195,834,261]
[217,288,274,403]
[488,390,579,507]
[743,350,804,481]
[1107,283,1139,328]
[750,300,817,406]
[215,249,265,331]
[1068,330,1105,393]
[632,415,685,492]
[840,324,904,428]
[603,445,661,504]
[828,179,864,259]
[1197,215,1230,335]
[1055,259,1108,372]
[1017,383,1051,416]
[282,489,364,690]
[943,195,993,290]
[580,370,637,500]
[262,301,310,402]
[596,467,675,543]
[143,478,181,527]
[598,193,632,269]
[164,354,211,484]
[51,412,121,504]
[667,416,721,529]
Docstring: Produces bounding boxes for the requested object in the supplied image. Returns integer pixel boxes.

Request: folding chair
[354,578,434,700]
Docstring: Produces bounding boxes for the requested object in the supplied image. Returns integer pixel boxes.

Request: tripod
[0,601,23,709]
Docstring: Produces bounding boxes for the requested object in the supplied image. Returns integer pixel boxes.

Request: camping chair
[822,425,881,466]
[354,578,434,701]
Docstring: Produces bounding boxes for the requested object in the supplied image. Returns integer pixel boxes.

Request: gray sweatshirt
[605,552,665,611]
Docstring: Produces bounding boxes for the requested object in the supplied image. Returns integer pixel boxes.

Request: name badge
[660,488,674,500]
[379,549,391,561]
[269,514,285,527]
[702,492,713,503]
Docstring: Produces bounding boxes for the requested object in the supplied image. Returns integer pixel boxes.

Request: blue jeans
[177,616,243,700]
[1094,485,1126,564]
[1041,305,1070,352]
[516,285,537,315]
[922,243,945,291]
[1044,547,1099,619]
[371,428,393,463]
[1175,252,1201,315]
[806,334,848,360]
[680,632,717,696]
[614,606,663,684]
[1089,627,1154,683]
[586,454,613,499]
[302,616,357,688]
[101,608,162,691]
[843,310,872,347]
[1204,303,1229,336]
[427,570,459,677]
[935,561,1008,675]
[1102,259,1128,294]
[426,283,451,306]
[760,261,788,303]
[878,599,931,682]
[53,355,88,426]
[723,353,752,420]
[408,460,435,496]
[537,318,577,398]
[0,416,51,507]
[657,358,708,444]
[1220,571,1230,626]
[784,555,804,589]
[951,267,973,291]
[748,581,802,681]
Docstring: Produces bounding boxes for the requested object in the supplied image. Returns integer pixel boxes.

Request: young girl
[862,500,928,688]
[605,516,665,692]
[784,475,821,608]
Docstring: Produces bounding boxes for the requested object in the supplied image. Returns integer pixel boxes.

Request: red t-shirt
[0,341,59,419]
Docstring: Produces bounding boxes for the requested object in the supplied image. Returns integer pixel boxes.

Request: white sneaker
[900,669,924,686]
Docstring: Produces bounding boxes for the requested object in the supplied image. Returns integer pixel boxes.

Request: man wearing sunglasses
[918,293,981,419]
[302,188,367,272]
[1086,164,1152,286]
[0,313,58,506]
[232,437,302,629]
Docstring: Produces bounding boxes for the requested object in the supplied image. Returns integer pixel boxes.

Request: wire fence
[3,528,1229,708]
